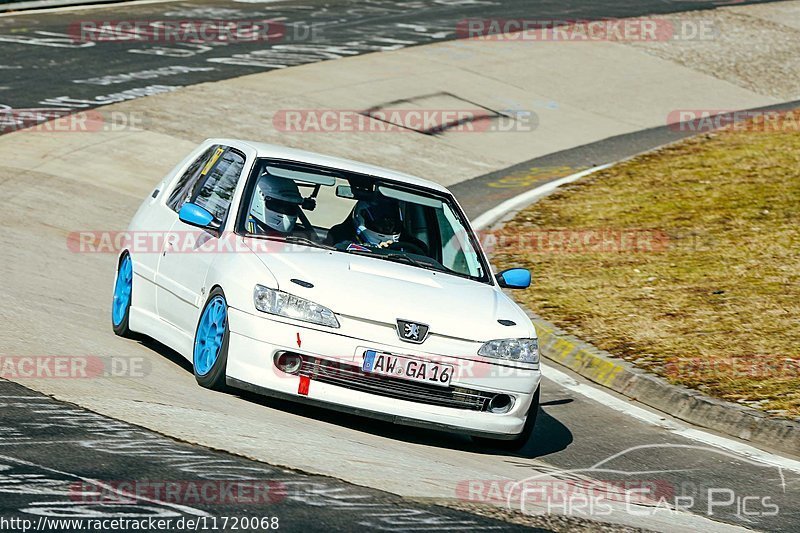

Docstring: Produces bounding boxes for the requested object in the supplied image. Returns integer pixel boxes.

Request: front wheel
[193,288,230,390]
[112,252,134,338]
[474,386,540,452]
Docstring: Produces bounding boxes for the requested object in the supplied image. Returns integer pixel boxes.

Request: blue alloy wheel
[112,254,132,326]
[112,253,134,338]
[194,295,228,377]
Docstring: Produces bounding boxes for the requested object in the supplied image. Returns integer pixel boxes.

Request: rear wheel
[111,252,134,338]
[193,288,230,390]
[475,386,540,451]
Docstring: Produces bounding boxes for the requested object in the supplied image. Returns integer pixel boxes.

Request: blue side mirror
[496,268,531,289]
[178,203,214,228]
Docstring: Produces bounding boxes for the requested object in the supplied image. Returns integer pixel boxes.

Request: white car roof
[207,138,451,195]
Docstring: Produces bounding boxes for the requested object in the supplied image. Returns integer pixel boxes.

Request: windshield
[237,159,490,282]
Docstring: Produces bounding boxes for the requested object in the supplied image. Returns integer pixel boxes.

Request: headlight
[253,285,339,328]
[478,338,539,363]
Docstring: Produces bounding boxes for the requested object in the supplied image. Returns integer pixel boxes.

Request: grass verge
[494,114,800,418]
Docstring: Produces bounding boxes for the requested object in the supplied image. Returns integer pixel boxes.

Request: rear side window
[167,145,218,212]
[192,149,246,225]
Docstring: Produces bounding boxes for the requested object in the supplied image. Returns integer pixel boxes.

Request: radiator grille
[298,356,494,411]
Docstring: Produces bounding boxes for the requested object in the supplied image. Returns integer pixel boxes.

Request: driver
[325,198,427,254]
[324,199,400,247]
[354,199,403,247]
[247,174,304,234]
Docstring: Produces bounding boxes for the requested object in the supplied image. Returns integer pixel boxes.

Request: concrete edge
[480,163,800,459]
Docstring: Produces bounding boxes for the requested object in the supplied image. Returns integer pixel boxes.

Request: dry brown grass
[494,118,800,418]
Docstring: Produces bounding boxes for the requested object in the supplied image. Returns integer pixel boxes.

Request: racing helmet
[353,199,403,246]
[250,174,303,233]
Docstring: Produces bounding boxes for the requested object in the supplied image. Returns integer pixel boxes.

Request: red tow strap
[298,375,310,396]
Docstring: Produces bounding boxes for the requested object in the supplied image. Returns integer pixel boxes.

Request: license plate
[362,350,453,387]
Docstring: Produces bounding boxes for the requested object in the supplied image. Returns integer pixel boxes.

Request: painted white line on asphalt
[543,362,800,474]
[0,452,211,516]
[471,164,612,231]
[0,441,89,445]
[0,0,177,17]
[473,164,800,473]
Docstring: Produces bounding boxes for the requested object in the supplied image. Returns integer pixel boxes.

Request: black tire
[474,386,540,452]
[193,287,230,391]
[112,252,134,338]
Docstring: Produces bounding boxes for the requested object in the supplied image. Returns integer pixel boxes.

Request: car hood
[244,240,530,342]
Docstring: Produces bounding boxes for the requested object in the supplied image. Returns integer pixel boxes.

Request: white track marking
[0,441,89,446]
[543,362,800,474]
[472,165,800,473]
[0,452,210,516]
[0,0,178,17]
[471,164,612,231]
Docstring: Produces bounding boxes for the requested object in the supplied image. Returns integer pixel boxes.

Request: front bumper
[225,307,541,437]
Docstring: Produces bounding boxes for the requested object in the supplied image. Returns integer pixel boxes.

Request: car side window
[167,145,218,212]
[191,148,246,227]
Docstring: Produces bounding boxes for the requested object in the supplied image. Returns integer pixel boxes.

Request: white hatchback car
[112,139,541,448]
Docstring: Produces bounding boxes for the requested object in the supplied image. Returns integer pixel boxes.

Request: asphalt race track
[1,0,799,532]
[0,379,543,532]
[0,0,780,112]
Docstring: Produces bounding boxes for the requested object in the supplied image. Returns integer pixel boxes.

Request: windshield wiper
[284,235,335,250]
[247,234,335,251]
[342,246,480,280]
[341,247,447,272]
[382,252,447,273]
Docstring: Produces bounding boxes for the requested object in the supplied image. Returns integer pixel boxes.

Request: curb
[477,165,800,459]
[531,314,800,457]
